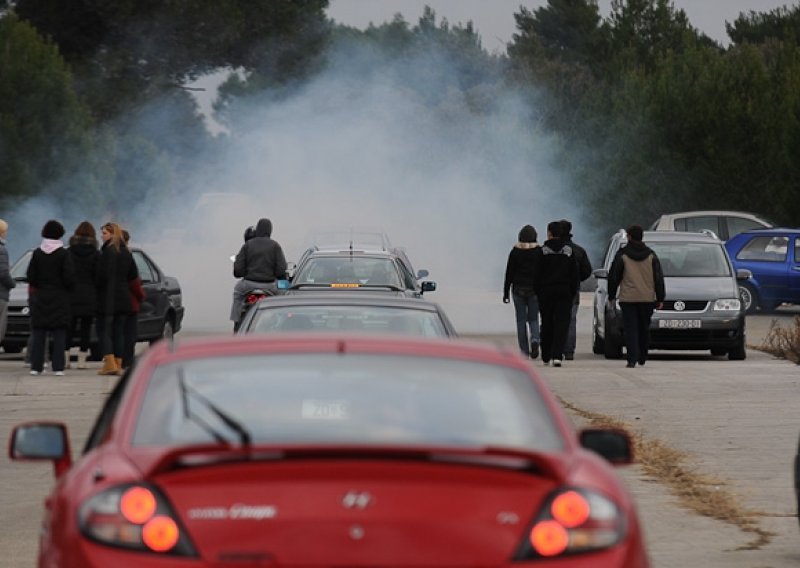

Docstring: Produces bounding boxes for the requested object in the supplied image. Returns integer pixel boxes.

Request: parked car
[593,230,749,360]
[650,210,773,241]
[288,234,436,297]
[1,247,184,355]
[725,227,800,313]
[237,292,457,337]
[9,333,648,567]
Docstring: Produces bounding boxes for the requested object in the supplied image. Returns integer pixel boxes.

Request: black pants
[621,302,656,365]
[538,290,573,362]
[70,315,94,351]
[122,313,138,368]
[96,314,124,357]
[30,328,66,373]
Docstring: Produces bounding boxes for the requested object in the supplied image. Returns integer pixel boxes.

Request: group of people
[504,220,664,367]
[2,218,143,376]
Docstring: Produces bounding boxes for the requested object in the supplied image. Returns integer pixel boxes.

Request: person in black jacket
[0,219,16,348]
[27,220,75,376]
[533,221,578,367]
[67,221,100,369]
[503,225,541,358]
[230,218,287,330]
[96,222,138,375]
[608,225,666,368]
[560,219,593,360]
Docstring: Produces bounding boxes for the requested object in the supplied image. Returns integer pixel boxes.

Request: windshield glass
[293,257,403,288]
[10,250,31,280]
[132,354,564,452]
[649,242,732,277]
[248,306,447,336]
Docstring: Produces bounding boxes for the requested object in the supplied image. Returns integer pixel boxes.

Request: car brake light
[515,488,625,560]
[79,483,196,556]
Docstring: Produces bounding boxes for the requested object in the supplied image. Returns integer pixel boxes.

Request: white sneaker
[553,358,563,367]
[54,371,65,376]
[29,370,40,376]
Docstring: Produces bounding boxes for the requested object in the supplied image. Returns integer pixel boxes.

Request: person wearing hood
[0,219,16,348]
[27,220,75,375]
[608,224,666,368]
[533,221,578,367]
[67,221,101,369]
[560,219,593,360]
[230,217,287,330]
[503,224,541,358]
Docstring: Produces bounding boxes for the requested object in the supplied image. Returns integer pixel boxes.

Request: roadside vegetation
[759,316,800,364]
[560,397,776,550]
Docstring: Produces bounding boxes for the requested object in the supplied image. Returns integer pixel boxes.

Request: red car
[9,334,649,567]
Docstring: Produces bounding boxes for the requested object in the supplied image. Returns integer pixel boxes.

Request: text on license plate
[301,399,349,420]
[658,319,701,329]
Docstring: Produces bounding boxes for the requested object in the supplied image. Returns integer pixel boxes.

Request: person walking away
[608,224,666,368]
[96,222,138,375]
[121,230,144,371]
[67,221,100,369]
[231,218,287,331]
[560,219,593,360]
[503,224,541,358]
[27,220,75,375]
[534,221,578,367]
[0,219,16,349]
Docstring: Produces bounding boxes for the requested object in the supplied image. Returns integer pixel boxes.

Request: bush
[761,316,800,364]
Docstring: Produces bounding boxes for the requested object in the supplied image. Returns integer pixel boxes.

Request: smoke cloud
[5,36,590,335]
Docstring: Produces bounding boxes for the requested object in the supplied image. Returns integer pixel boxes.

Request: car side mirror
[736,268,752,280]
[593,268,609,279]
[9,422,72,477]
[421,281,436,293]
[579,428,633,465]
[416,269,429,279]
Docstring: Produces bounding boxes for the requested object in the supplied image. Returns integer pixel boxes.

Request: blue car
[725,228,800,313]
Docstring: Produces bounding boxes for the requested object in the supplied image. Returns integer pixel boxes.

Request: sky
[327,0,794,52]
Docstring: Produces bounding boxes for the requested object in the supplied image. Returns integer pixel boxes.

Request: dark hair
[627,224,644,242]
[518,224,537,243]
[559,219,573,238]
[42,219,65,240]
[547,220,563,239]
[122,229,130,244]
[74,220,96,239]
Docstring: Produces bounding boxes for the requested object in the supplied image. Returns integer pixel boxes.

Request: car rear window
[132,354,564,452]
[247,306,448,337]
[294,258,403,288]
[649,242,732,277]
[735,236,789,262]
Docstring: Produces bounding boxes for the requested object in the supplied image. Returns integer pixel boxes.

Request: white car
[650,210,773,241]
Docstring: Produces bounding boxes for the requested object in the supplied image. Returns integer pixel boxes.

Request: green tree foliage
[0,13,100,207]
[727,5,800,45]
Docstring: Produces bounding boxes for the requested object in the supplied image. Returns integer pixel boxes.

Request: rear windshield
[247,306,448,337]
[649,242,732,277]
[293,257,406,288]
[132,354,564,452]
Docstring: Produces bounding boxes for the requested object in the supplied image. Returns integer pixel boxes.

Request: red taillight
[551,490,590,528]
[530,520,569,556]
[519,488,625,560]
[120,487,157,524]
[79,484,196,557]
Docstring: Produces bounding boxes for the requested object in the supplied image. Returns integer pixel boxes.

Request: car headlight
[713,299,741,311]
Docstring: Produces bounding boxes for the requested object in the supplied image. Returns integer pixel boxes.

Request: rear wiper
[178,368,251,447]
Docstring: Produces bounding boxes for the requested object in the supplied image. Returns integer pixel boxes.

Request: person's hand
[503,296,510,304]
[656,301,664,310]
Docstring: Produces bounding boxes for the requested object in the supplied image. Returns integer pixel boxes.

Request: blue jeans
[512,292,540,355]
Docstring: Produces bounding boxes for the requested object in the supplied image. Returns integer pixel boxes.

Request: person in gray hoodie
[0,219,17,347]
[230,218,287,330]
[608,225,666,368]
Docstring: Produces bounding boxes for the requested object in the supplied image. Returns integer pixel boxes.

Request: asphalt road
[0,295,798,567]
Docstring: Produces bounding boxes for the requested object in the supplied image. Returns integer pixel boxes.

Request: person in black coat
[503,225,541,358]
[96,222,138,375]
[533,221,579,367]
[67,221,100,369]
[27,220,75,375]
[560,219,593,360]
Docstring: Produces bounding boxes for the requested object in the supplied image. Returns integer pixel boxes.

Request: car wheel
[1,345,22,354]
[603,318,624,359]
[728,335,746,361]
[150,316,174,346]
[738,283,758,314]
[710,347,727,357]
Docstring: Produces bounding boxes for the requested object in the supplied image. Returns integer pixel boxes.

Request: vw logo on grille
[674,300,686,311]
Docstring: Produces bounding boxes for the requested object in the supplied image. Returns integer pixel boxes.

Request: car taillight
[515,488,625,559]
[78,484,197,556]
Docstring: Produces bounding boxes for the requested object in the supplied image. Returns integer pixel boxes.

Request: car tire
[728,335,746,361]
[710,347,727,357]
[738,283,759,314]
[150,316,174,346]
[603,319,624,359]
[1,345,22,354]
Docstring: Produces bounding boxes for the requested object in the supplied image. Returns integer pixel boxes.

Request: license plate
[658,319,701,329]
[301,399,349,420]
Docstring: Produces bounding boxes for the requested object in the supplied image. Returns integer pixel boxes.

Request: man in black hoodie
[608,225,666,368]
[560,219,593,360]
[533,221,578,367]
[230,218,288,330]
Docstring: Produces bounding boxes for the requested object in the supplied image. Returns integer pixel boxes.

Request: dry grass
[559,397,775,550]
[757,316,800,364]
